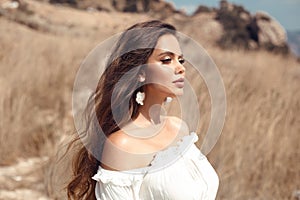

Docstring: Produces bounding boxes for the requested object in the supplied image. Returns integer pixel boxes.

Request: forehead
[154,34,182,55]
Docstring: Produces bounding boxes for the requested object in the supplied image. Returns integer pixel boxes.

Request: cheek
[146,65,173,84]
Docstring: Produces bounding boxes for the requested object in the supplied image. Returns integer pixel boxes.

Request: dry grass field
[0,0,299,199]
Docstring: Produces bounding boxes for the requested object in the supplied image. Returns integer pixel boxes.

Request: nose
[175,61,185,75]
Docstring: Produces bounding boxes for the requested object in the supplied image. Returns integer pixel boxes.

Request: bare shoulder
[166,116,190,136]
[101,130,154,171]
[106,129,133,152]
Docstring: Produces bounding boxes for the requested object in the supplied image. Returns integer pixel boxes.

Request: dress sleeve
[92,167,144,200]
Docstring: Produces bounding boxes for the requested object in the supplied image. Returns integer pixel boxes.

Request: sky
[165,0,300,31]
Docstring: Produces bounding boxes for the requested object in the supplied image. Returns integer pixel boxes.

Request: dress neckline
[145,132,198,173]
[98,132,198,174]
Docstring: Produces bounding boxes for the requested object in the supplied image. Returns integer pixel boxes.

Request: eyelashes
[160,58,172,64]
[160,57,185,65]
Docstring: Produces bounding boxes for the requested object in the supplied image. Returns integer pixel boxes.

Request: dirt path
[0,157,52,200]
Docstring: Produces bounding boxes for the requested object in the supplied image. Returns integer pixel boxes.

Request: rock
[49,0,77,6]
[215,2,289,53]
[76,0,114,12]
[254,11,287,46]
[192,5,213,16]
[48,0,181,16]
[186,12,223,45]
[149,0,185,18]
[215,1,253,49]
[219,0,234,12]
[113,0,151,12]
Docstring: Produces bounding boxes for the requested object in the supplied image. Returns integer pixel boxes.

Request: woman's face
[145,34,186,98]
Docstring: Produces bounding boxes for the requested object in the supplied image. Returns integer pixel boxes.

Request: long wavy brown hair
[67,20,176,200]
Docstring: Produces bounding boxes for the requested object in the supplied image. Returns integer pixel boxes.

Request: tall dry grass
[208,49,300,199]
[0,18,92,164]
[0,6,299,200]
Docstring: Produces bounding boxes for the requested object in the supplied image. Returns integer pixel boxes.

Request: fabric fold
[92,168,144,187]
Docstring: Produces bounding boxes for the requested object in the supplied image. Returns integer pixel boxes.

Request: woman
[67,20,219,200]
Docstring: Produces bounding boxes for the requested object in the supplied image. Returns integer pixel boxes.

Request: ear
[138,70,146,82]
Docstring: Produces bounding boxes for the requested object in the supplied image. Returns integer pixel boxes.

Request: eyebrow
[158,51,183,57]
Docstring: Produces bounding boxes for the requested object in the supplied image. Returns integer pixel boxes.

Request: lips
[173,77,184,88]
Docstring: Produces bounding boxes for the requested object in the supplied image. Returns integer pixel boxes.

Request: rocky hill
[214,1,289,53]
[0,0,292,55]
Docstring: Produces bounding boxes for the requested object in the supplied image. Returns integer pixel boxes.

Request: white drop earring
[164,97,173,104]
[138,75,145,83]
[136,74,146,105]
[136,91,145,105]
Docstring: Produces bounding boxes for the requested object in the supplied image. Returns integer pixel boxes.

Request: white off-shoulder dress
[92,132,219,200]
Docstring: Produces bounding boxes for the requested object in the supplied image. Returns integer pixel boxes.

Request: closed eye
[160,58,172,64]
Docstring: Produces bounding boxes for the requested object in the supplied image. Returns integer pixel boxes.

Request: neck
[138,93,165,125]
